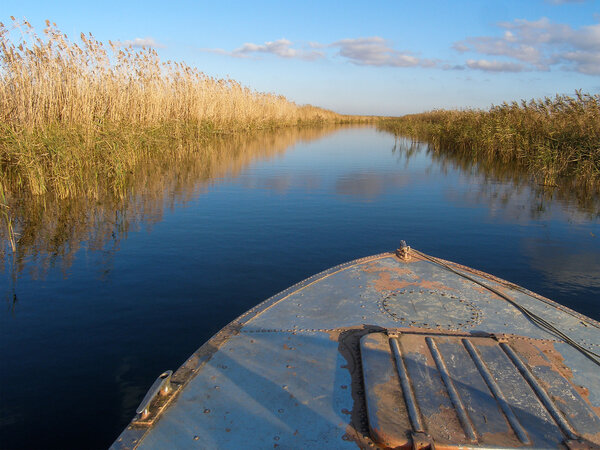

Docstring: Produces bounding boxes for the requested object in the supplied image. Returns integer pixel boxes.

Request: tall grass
[0,19,358,199]
[379,92,600,189]
[0,19,342,130]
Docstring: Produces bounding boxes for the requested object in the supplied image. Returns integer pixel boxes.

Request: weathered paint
[360,332,411,447]
[361,332,600,448]
[111,251,600,449]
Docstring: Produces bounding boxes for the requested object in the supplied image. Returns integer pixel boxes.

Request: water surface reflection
[392,137,600,218]
[1,126,342,279]
[336,172,410,201]
[1,126,598,450]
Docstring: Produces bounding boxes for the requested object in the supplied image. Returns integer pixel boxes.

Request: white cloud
[226,39,324,61]
[332,37,435,67]
[454,18,600,74]
[454,36,541,65]
[205,36,435,68]
[560,50,600,74]
[442,63,466,70]
[114,37,164,48]
[203,19,600,76]
[466,59,525,72]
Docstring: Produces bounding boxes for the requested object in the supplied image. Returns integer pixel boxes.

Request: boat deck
[112,251,600,449]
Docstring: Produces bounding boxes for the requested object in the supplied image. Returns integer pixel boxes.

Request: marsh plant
[0,19,351,201]
[379,92,600,191]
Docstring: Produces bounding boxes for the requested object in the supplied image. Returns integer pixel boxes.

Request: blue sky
[2,0,599,115]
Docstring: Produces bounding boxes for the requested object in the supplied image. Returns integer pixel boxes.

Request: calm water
[1,126,599,449]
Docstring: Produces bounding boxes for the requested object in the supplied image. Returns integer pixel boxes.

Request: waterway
[1,126,599,449]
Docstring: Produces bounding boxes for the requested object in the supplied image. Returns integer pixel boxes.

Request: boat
[111,242,600,449]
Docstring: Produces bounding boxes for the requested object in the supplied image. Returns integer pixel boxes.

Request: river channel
[1,126,599,449]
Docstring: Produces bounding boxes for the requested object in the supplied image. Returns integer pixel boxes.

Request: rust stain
[509,337,600,434]
[361,261,381,273]
[336,326,389,449]
[565,438,600,448]
[369,334,412,448]
[576,386,600,417]
[426,405,467,445]
[511,338,573,379]
[368,268,454,294]
[419,280,454,291]
[395,327,480,337]
[479,430,523,448]
[362,262,419,278]
[471,337,498,347]
[372,273,415,292]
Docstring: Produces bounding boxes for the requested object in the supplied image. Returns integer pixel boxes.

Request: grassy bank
[0,20,361,199]
[379,92,600,189]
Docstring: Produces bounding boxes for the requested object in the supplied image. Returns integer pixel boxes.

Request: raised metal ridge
[360,331,600,448]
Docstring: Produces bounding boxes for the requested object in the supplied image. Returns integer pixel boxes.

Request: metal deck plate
[112,252,600,449]
[360,332,600,448]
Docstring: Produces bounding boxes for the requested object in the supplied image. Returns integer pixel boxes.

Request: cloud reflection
[336,172,410,201]
[522,238,600,291]
[241,174,321,194]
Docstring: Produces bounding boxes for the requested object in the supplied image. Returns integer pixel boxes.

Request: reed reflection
[389,135,600,218]
[0,126,343,281]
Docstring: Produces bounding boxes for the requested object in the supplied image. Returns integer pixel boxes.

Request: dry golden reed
[0,19,340,131]
[0,19,359,200]
[379,92,600,189]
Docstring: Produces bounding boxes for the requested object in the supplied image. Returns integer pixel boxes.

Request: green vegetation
[379,92,600,189]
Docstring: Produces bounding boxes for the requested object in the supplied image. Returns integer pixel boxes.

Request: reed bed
[0,19,357,200]
[379,92,600,189]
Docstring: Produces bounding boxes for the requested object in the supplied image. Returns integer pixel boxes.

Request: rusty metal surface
[360,332,600,448]
[361,332,413,447]
[111,251,600,449]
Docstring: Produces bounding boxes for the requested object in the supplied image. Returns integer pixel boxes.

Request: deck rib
[360,332,600,448]
[425,336,478,442]
[389,337,424,433]
[500,342,578,440]
[462,339,530,444]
